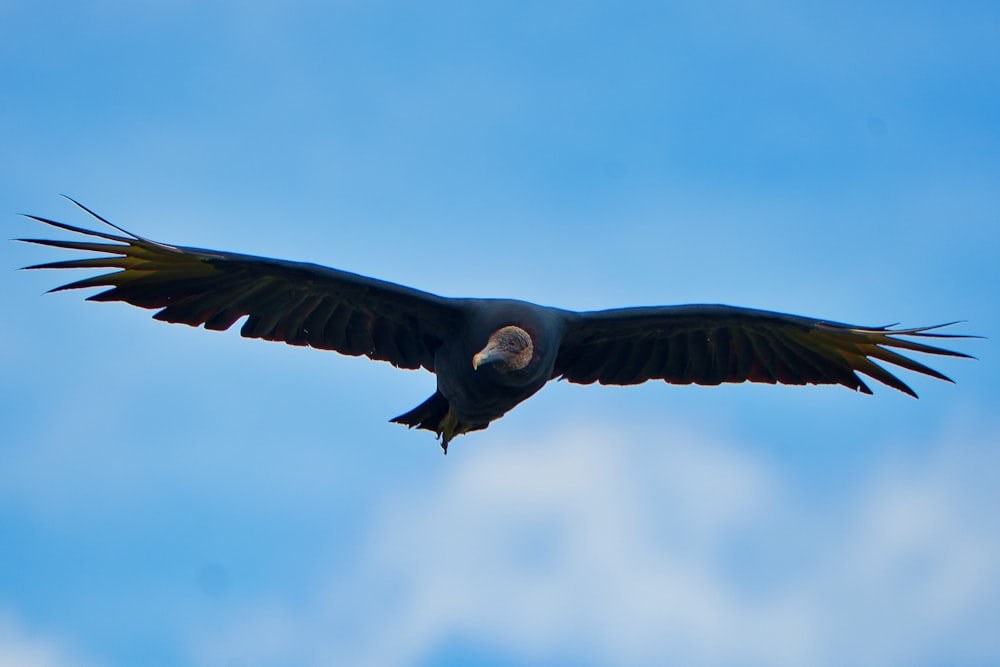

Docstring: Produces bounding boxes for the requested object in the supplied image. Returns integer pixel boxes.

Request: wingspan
[20,199,464,371]
[554,304,974,396]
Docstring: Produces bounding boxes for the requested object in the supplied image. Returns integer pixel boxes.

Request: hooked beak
[472,344,501,370]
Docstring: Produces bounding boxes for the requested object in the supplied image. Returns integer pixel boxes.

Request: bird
[20,198,975,453]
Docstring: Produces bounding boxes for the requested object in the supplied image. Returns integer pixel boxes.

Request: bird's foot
[437,409,462,456]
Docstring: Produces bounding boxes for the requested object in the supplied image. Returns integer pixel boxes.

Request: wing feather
[20,202,464,371]
[555,304,974,397]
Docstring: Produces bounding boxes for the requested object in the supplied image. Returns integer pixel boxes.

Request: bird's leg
[438,410,461,455]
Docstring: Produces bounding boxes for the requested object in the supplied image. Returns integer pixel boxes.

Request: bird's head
[472,325,534,373]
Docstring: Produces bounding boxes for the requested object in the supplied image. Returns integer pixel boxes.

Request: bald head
[472,325,534,372]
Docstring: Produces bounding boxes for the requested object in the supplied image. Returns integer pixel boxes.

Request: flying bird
[21,199,974,453]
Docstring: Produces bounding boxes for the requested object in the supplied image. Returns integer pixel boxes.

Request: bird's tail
[390,392,488,454]
[391,392,450,431]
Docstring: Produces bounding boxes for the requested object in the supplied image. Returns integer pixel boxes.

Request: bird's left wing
[20,200,464,371]
[553,304,974,396]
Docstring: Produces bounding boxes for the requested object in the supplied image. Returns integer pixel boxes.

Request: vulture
[21,199,974,453]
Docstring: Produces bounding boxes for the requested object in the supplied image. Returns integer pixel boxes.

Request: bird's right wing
[553,304,975,396]
[20,200,465,371]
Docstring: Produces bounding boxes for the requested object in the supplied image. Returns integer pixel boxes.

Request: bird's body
[395,299,568,445]
[20,199,975,453]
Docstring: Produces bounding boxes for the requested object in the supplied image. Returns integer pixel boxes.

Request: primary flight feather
[20,198,974,453]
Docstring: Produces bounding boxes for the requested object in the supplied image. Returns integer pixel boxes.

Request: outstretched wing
[554,304,974,397]
[20,199,464,371]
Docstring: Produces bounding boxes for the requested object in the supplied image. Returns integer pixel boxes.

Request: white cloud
[194,415,1000,667]
[0,612,98,667]
[813,431,1000,666]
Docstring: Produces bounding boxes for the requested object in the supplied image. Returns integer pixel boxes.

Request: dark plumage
[20,199,975,453]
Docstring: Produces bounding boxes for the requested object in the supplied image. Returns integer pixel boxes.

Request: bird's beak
[473,344,501,370]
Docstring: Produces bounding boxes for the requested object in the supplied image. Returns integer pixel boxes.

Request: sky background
[2,1,999,666]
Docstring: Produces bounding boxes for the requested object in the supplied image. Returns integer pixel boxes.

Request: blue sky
[2,2,998,666]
